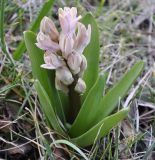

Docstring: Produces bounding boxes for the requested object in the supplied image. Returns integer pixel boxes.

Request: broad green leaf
[24,31,65,122]
[81,13,100,101]
[72,108,129,147]
[69,75,107,137]
[88,61,144,127]
[35,80,65,135]
[13,0,54,60]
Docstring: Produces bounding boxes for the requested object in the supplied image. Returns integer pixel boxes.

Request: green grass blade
[0,0,14,65]
[69,75,106,137]
[81,13,100,101]
[72,108,129,147]
[13,0,54,60]
[0,0,5,52]
[43,138,55,160]
[24,31,65,123]
[51,140,89,160]
[91,61,144,126]
[142,141,155,160]
[35,80,65,135]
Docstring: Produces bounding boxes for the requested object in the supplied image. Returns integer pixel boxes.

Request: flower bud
[40,16,59,42]
[55,77,69,94]
[58,7,81,35]
[56,66,74,85]
[74,78,86,93]
[41,51,65,70]
[78,55,87,77]
[67,53,82,74]
[36,32,60,52]
[74,23,91,54]
[59,33,74,59]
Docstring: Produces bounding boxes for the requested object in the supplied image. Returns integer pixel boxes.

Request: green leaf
[13,0,54,60]
[89,61,144,127]
[69,75,107,137]
[70,61,143,138]
[24,31,65,123]
[72,108,129,147]
[51,140,89,160]
[81,13,100,101]
[35,80,65,135]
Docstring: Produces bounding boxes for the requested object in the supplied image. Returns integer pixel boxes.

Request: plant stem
[68,76,81,124]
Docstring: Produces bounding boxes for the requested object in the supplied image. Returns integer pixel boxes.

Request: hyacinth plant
[24,7,144,147]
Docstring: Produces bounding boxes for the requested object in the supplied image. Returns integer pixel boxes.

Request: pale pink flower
[41,51,65,70]
[73,23,91,54]
[36,32,60,52]
[74,78,86,93]
[67,52,82,75]
[55,77,69,94]
[58,7,81,35]
[36,7,91,94]
[56,66,74,85]
[40,16,59,42]
[78,55,87,77]
[59,33,74,59]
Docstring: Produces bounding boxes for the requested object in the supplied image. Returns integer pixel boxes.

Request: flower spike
[36,7,91,94]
